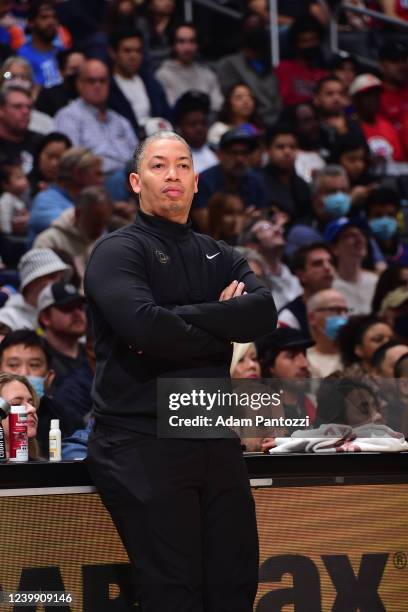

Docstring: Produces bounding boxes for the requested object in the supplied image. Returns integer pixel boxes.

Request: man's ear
[194,172,199,194]
[129,172,141,195]
[44,369,55,393]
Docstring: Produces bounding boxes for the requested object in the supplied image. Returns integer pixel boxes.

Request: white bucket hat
[18,249,71,292]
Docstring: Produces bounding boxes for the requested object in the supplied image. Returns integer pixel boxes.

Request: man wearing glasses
[306,288,350,377]
[55,58,137,173]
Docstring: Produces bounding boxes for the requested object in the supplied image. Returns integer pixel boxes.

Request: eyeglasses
[175,38,197,44]
[314,306,351,315]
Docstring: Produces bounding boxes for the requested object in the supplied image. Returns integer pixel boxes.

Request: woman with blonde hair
[0,372,41,460]
[230,342,261,379]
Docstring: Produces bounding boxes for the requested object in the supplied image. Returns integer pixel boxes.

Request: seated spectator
[350,74,405,161]
[258,327,316,429]
[37,280,87,387]
[0,162,29,235]
[275,16,328,106]
[230,342,261,379]
[28,131,71,194]
[394,352,408,435]
[337,314,393,377]
[286,165,352,253]
[208,192,245,245]
[0,56,54,134]
[279,102,326,183]
[156,22,223,112]
[0,248,70,330]
[0,0,24,50]
[216,16,281,127]
[379,287,408,342]
[28,147,103,243]
[207,82,264,149]
[365,186,408,266]
[108,28,170,137]
[329,131,374,203]
[191,127,267,232]
[55,59,138,173]
[35,47,85,117]
[306,288,349,377]
[378,41,408,138]
[0,371,42,458]
[17,1,63,88]
[330,54,358,101]
[325,217,378,315]
[233,246,273,289]
[276,0,329,26]
[136,0,177,69]
[0,328,61,455]
[241,216,302,311]
[371,339,408,430]
[279,242,335,336]
[258,123,311,217]
[315,377,384,428]
[34,186,112,281]
[0,82,43,174]
[314,75,366,159]
[174,91,218,174]
[372,264,408,312]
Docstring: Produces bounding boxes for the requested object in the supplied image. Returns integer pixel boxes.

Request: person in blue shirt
[17,1,62,88]
[191,126,267,232]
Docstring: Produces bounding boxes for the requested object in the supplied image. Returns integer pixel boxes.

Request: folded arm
[171,246,277,342]
[85,236,229,362]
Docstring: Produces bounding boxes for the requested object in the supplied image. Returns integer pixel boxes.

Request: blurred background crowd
[0,0,408,458]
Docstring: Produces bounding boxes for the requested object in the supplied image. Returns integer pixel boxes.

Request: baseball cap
[18,249,71,292]
[378,41,408,62]
[219,127,258,152]
[37,281,84,313]
[323,217,366,244]
[256,328,315,360]
[349,74,382,97]
[143,117,173,137]
[380,287,408,313]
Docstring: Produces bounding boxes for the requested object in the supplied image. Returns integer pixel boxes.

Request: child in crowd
[0,163,29,235]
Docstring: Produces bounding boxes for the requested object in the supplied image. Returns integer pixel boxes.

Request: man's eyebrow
[150,155,191,161]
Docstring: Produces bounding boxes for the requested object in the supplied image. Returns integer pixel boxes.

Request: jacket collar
[135,209,192,239]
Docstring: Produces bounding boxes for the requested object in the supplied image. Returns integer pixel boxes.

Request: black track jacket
[84,210,277,433]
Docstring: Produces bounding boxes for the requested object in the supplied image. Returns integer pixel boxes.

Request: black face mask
[300,46,324,67]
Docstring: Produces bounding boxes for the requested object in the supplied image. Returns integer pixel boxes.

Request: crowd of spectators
[0,0,408,458]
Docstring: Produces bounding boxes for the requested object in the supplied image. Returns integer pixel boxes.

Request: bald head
[307,288,348,314]
[77,59,109,108]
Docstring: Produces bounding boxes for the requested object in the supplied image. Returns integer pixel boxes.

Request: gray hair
[311,164,348,196]
[0,56,34,85]
[58,147,101,182]
[132,130,192,173]
[0,82,31,106]
[75,186,111,212]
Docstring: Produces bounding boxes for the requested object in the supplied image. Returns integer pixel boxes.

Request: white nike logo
[206,252,221,260]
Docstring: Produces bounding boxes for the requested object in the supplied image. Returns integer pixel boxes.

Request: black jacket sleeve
[85,234,229,361]
[171,246,277,342]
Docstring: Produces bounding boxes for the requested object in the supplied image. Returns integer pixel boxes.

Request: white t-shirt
[307,347,342,379]
[333,271,378,315]
[192,145,218,174]
[114,73,151,125]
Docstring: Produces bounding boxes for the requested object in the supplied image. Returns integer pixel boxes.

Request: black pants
[86,423,259,612]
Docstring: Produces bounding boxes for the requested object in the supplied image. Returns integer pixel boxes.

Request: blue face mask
[325,316,348,340]
[368,216,398,241]
[27,375,45,399]
[323,192,351,218]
